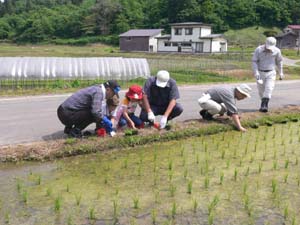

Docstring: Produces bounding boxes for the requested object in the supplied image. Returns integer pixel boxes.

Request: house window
[164,42,171,47]
[172,42,178,47]
[181,43,192,47]
[126,37,132,41]
[185,28,193,35]
[175,28,182,35]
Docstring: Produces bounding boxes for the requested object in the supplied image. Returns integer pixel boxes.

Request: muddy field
[0,118,300,224]
[0,107,300,224]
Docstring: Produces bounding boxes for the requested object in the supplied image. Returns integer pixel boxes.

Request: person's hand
[279,74,284,80]
[255,73,260,80]
[160,116,168,129]
[129,121,137,130]
[148,111,155,122]
[239,127,247,132]
[102,116,112,128]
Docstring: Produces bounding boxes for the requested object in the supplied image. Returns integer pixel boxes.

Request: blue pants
[119,113,143,127]
[139,103,183,122]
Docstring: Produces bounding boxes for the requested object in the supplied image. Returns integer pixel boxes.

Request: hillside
[0,0,299,44]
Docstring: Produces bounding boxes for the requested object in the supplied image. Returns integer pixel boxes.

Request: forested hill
[0,0,299,44]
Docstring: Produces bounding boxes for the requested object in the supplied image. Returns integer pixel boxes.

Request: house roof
[155,35,171,39]
[288,25,300,30]
[201,34,225,39]
[119,29,163,37]
[170,22,212,27]
[276,31,297,38]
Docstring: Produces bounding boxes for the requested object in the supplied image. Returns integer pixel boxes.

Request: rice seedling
[284,174,289,183]
[234,168,238,181]
[208,195,219,216]
[16,179,22,193]
[168,160,173,171]
[204,176,210,189]
[169,184,176,197]
[89,206,96,220]
[112,199,119,224]
[284,205,289,220]
[208,213,214,225]
[75,194,81,206]
[244,166,250,177]
[297,174,300,187]
[54,196,62,212]
[273,160,278,170]
[37,175,41,185]
[171,202,177,219]
[239,158,243,167]
[137,164,142,177]
[192,199,198,213]
[243,182,248,195]
[187,180,192,194]
[180,147,184,157]
[182,157,186,167]
[123,158,128,169]
[66,184,70,193]
[132,196,140,209]
[67,215,73,225]
[151,208,157,225]
[22,190,28,204]
[250,154,254,163]
[292,214,296,225]
[196,154,200,164]
[46,187,52,197]
[219,172,224,185]
[285,159,289,169]
[5,212,10,224]
[226,159,230,169]
[221,149,225,159]
[183,168,188,179]
[258,162,263,174]
[271,179,277,194]
[263,151,267,161]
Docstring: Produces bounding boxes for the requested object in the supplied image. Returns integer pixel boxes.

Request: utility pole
[297,29,300,55]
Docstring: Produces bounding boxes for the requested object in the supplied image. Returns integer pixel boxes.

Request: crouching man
[57,80,120,138]
[198,84,252,132]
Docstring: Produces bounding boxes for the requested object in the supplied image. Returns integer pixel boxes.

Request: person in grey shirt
[57,80,120,138]
[252,37,284,112]
[198,84,252,132]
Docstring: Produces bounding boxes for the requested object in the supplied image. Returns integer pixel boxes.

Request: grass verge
[1,106,300,162]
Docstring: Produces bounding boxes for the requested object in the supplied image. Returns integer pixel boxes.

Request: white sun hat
[265,37,277,51]
[236,84,252,98]
[156,70,170,88]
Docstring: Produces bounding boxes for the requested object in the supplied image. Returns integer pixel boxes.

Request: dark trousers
[140,103,183,122]
[57,105,95,131]
[119,113,143,127]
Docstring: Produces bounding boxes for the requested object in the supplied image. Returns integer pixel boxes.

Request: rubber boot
[259,98,269,113]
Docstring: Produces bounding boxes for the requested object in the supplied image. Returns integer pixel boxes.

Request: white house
[157,22,227,53]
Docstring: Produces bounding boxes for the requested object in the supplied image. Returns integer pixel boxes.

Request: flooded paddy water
[0,121,300,225]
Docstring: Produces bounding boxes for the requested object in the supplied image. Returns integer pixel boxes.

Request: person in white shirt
[252,37,284,112]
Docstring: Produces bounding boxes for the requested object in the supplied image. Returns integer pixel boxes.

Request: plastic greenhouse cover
[0,57,151,80]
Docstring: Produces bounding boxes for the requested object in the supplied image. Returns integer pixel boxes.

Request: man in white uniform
[252,37,284,112]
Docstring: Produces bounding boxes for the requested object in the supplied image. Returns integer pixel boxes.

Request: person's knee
[139,110,148,122]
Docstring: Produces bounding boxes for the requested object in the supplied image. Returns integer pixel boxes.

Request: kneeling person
[198,84,251,132]
[140,70,183,129]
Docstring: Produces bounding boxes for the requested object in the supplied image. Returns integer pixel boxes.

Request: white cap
[156,70,170,88]
[236,84,251,98]
[265,37,276,51]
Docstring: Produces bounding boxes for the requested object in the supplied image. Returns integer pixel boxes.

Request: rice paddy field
[0,120,300,225]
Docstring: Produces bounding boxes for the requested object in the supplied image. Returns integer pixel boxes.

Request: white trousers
[198,94,226,116]
[257,70,276,99]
